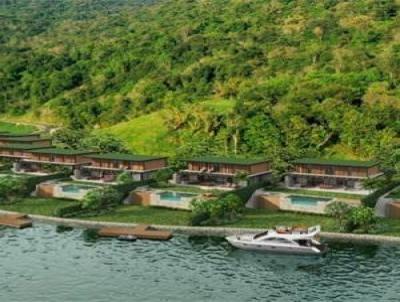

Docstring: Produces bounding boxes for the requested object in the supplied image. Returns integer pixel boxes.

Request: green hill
[1,0,399,167]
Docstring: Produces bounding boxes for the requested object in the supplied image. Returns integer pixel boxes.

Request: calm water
[288,194,332,206]
[0,225,399,302]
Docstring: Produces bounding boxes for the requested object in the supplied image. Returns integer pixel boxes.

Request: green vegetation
[0,0,398,170]
[84,205,191,226]
[387,187,400,199]
[0,122,36,134]
[0,198,76,216]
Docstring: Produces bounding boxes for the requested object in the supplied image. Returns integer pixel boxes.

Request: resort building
[285,158,383,194]
[75,153,168,183]
[15,148,96,175]
[0,144,51,160]
[0,136,52,147]
[0,132,42,140]
[173,156,272,189]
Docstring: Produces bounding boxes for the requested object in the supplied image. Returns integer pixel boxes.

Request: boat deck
[98,224,173,241]
[0,214,33,229]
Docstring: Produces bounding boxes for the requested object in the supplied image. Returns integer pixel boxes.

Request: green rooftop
[0,137,51,142]
[0,133,40,138]
[0,144,53,150]
[293,158,379,168]
[186,156,268,165]
[29,148,95,156]
[88,153,167,162]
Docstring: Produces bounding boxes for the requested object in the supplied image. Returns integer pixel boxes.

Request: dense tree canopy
[1,0,399,169]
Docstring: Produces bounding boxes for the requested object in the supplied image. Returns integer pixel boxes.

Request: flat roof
[185,156,268,165]
[88,153,167,162]
[0,137,51,142]
[293,158,379,168]
[0,144,53,150]
[0,133,40,138]
[29,148,95,156]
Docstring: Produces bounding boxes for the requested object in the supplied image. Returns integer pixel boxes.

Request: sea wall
[1,209,400,244]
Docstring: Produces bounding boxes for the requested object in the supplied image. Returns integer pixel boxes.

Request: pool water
[288,195,332,206]
[0,224,399,301]
[61,184,98,193]
[157,191,198,202]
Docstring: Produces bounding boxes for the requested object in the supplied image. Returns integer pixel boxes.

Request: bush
[54,203,84,218]
[345,206,377,233]
[154,168,174,185]
[0,177,29,203]
[190,194,243,226]
[81,187,123,211]
[116,171,133,184]
[361,181,400,208]
[220,182,266,206]
[325,201,352,230]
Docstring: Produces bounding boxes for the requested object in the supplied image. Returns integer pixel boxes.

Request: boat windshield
[295,239,312,247]
[254,231,269,239]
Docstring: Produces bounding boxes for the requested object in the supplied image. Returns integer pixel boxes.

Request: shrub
[220,182,265,206]
[81,187,123,211]
[154,168,174,185]
[325,201,352,230]
[0,177,29,203]
[54,203,84,218]
[361,181,400,208]
[190,194,243,226]
[116,171,133,184]
[345,206,377,233]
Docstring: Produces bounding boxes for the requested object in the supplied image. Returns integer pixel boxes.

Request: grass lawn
[3,198,400,237]
[226,209,338,231]
[0,197,77,216]
[265,187,363,200]
[0,121,37,134]
[84,205,191,226]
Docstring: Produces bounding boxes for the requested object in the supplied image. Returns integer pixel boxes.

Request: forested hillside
[1,0,400,170]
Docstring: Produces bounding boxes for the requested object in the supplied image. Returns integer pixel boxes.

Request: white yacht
[226,225,327,255]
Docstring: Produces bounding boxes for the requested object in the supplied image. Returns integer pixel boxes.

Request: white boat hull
[227,237,326,255]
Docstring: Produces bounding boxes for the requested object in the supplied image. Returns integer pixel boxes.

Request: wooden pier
[98,224,173,241]
[0,213,33,229]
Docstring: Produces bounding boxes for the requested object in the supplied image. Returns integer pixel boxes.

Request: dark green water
[0,224,399,302]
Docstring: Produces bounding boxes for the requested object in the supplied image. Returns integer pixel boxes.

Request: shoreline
[1,209,400,244]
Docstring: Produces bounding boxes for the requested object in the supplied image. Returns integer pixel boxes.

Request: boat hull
[227,238,326,255]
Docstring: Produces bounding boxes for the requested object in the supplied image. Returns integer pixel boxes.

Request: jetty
[0,213,33,229]
[98,224,173,241]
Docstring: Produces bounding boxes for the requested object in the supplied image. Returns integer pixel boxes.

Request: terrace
[75,153,168,184]
[285,158,383,195]
[173,156,272,190]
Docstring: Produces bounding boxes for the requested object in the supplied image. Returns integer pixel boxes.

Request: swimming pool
[287,195,332,206]
[157,191,198,202]
[61,183,98,194]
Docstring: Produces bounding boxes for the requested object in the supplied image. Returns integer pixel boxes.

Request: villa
[75,153,168,183]
[0,132,42,140]
[0,136,52,147]
[285,158,383,194]
[173,156,272,189]
[14,148,96,175]
[0,144,51,160]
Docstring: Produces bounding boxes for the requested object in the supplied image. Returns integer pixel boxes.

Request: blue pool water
[157,191,198,202]
[61,184,98,193]
[0,224,399,301]
[288,195,332,206]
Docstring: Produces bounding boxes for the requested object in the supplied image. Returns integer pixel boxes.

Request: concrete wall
[387,202,400,219]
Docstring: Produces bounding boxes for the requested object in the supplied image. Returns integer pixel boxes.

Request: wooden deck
[98,224,173,241]
[0,213,33,229]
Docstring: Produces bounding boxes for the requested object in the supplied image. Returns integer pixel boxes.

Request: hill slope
[1,0,399,166]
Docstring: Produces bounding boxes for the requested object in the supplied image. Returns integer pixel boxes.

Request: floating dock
[0,213,33,229]
[98,224,173,241]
